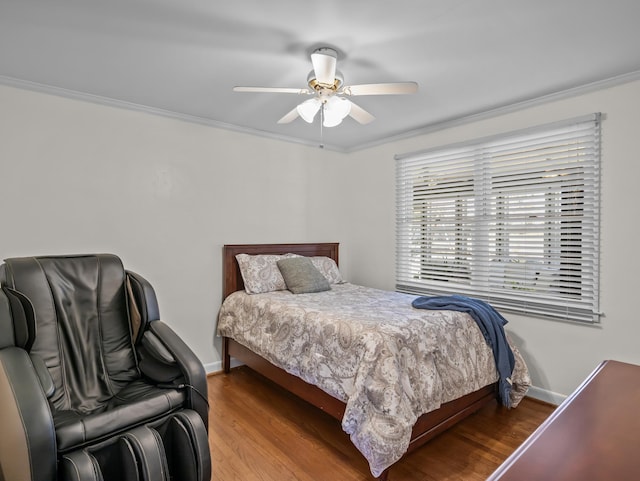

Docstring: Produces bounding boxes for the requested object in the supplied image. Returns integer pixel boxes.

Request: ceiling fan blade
[277,106,300,124]
[342,82,418,96]
[347,100,376,125]
[311,48,337,85]
[233,86,310,94]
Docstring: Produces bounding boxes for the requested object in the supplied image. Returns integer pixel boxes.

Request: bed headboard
[222,243,339,299]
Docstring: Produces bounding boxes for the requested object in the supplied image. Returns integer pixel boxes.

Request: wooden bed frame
[221,243,497,480]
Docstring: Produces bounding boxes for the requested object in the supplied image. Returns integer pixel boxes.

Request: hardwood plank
[208,367,554,481]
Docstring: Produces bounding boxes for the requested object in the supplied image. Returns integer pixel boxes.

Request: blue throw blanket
[411,294,515,407]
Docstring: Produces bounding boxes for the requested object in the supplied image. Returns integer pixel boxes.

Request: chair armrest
[146,321,209,431]
[0,347,56,481]
[138,330,183,383]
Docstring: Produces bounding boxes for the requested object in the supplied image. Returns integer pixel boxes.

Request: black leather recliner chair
[0,254,211,481]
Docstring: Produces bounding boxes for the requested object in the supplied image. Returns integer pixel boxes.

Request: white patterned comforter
[217,283,530,476]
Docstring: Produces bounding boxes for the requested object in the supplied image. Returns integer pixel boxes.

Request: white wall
[339,79,640,400]
[3,78,640,400]
[0,83,346,370]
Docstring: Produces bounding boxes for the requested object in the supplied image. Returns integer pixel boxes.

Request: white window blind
[395,114,601,323]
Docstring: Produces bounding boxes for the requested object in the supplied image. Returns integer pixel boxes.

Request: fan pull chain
[319,103,325,149]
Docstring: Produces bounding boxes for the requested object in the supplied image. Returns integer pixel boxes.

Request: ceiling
[2,0,640,152]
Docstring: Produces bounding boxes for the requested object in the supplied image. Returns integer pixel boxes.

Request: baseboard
[203,361,219,374]
[204,359,243,375]
[525,385,566,406]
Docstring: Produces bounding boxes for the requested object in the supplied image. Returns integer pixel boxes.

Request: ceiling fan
[233,47,418,127]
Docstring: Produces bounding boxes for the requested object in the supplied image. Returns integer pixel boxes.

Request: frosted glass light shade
[323,96,351,127]
[296,98,321,123]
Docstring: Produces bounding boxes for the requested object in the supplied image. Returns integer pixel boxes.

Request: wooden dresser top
[487,360,640,480]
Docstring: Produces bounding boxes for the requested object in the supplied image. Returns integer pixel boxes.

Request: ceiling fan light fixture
[322,96,351,127]
[234,45,417,129]
[296,98,321,123]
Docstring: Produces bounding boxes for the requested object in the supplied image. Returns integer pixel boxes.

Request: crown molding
[0,75,346,152]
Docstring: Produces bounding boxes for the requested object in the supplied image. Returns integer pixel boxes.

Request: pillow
[309,256,344,284]
[276,257,331,294]
[236,253,298,294]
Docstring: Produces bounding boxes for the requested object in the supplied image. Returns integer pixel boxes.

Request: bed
[217,243,530,480]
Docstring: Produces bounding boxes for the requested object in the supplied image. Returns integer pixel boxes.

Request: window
[396,114,601,322]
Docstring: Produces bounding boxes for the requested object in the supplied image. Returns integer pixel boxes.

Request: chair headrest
[1,254,126,352]
[0,286,36,350]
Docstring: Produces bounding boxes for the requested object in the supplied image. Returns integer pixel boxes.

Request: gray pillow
[276,257,331,294]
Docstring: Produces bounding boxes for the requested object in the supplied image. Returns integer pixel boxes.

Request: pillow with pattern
[309,256,345,284]
[236,253,299,294]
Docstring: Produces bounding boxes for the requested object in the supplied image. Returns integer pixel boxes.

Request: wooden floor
[207,367,555,481]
